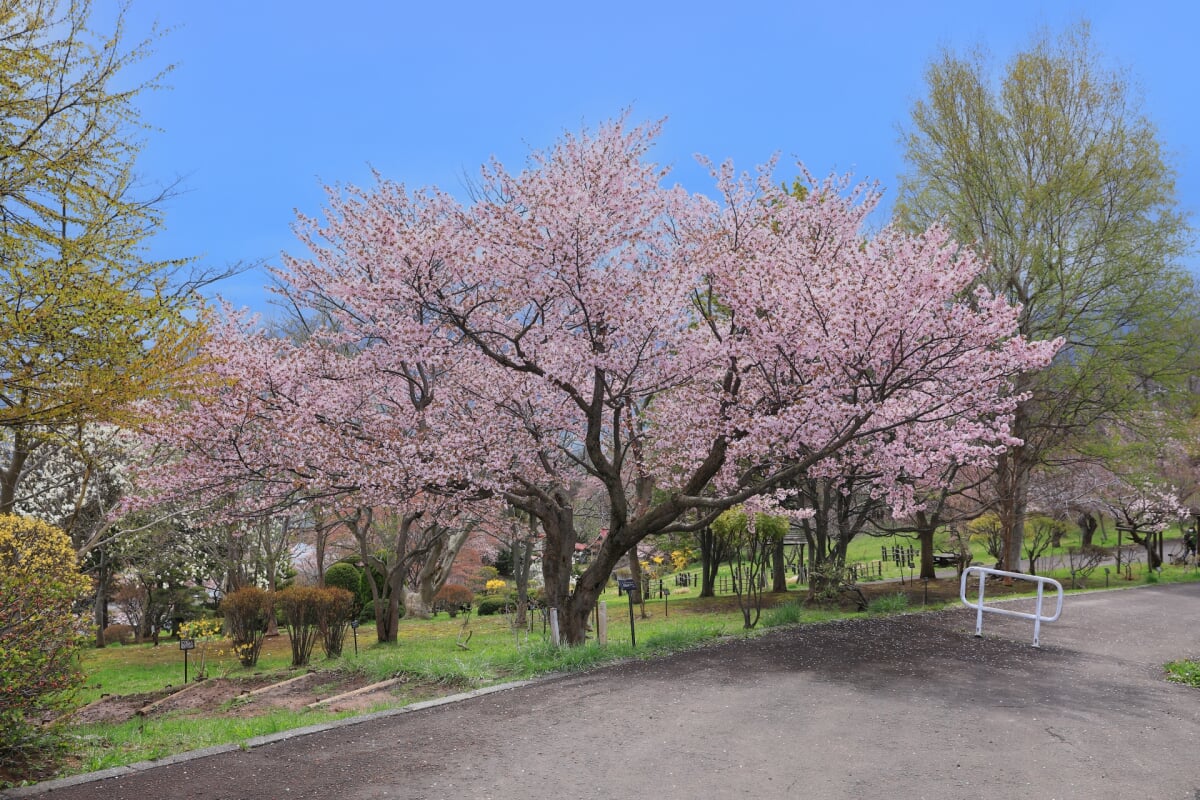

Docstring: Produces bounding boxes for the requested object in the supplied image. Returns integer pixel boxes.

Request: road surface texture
[10,582,1200,799]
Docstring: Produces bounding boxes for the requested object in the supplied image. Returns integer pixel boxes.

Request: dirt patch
[71,670,452,726]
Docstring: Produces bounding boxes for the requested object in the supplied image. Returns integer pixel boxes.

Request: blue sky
[119,1,1199,313]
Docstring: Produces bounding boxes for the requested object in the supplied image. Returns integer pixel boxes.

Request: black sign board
[179,638,196,651]
[616,578,637,591]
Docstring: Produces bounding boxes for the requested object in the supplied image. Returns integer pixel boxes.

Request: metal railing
[959,566,1063,648]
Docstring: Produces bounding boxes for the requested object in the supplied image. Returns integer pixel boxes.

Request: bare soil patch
[71,670,447,726]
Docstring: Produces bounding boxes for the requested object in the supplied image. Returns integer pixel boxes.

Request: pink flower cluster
[138,116,1058,532]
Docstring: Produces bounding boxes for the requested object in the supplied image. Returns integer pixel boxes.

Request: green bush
[476,595,514,616]
[324,562,364,618]
[324,562,361,594]
[493,547,513,577]
[220,587,273,667]
[0,515,91,780]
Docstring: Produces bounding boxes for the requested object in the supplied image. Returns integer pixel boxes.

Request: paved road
[11,582,1200,799]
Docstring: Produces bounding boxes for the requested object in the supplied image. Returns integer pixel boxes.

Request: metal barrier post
[1033,580,1045,648]
[975,569,986,637]
[960,566,1063,648]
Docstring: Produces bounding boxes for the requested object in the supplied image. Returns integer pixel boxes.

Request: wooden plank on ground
[305,677,402,709]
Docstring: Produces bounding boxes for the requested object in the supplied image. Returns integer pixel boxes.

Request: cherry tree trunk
[918,525,937,580]
[1078,512,1098,548]
[538,503,578,641]
[698,527,722,598]
[375,567,405,643]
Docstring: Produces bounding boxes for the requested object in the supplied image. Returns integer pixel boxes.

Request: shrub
[0,514,91,779]
[324,562,364,621]
[469,565,500,592]
[220,587,273,667]
[314,587,355,658]
[324,562,361,595]
[484,578,508,594]
[434,584,474,617]
[476,595,513,616]
[101,623,135,645]
[275,586,322,667]
[763,600,805,628]
[176,617,224,680]
[867,593,910,615]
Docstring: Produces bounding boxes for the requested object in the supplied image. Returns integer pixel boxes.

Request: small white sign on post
[598,601,607,647]
[549,607,560,646]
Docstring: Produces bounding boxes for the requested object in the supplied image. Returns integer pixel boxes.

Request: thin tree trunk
[771,535,787,592]
[0,428,35,514]
[995,413,1031,575]
[513,529,534,627]
[93,546,109,647]
[626,549,645,615]
[699,526,721,597]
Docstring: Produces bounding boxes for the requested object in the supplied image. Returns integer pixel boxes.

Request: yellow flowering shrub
[484,579,508,594]
[670,549,693,571]
[177,617,226,679]
[0,514,91,775]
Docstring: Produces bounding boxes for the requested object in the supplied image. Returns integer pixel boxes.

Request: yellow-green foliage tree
[712,508,789,628]
[897,22,1197,574]
[0,1,207,515]
[0,514,91,779]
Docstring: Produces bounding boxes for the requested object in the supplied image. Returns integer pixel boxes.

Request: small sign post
[616,578,637,647]
[179,638,196,683]
[350,618,359,656]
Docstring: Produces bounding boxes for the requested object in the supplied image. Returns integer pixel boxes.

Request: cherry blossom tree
[132,312,491,641]
[134,117,1057,645]
[252,117,1057,644]
[1105,481,1187,570]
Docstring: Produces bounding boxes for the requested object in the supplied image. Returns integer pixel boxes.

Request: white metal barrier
[959,566,1063,648]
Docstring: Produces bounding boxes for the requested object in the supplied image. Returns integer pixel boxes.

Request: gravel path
[10,582,1200,800]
